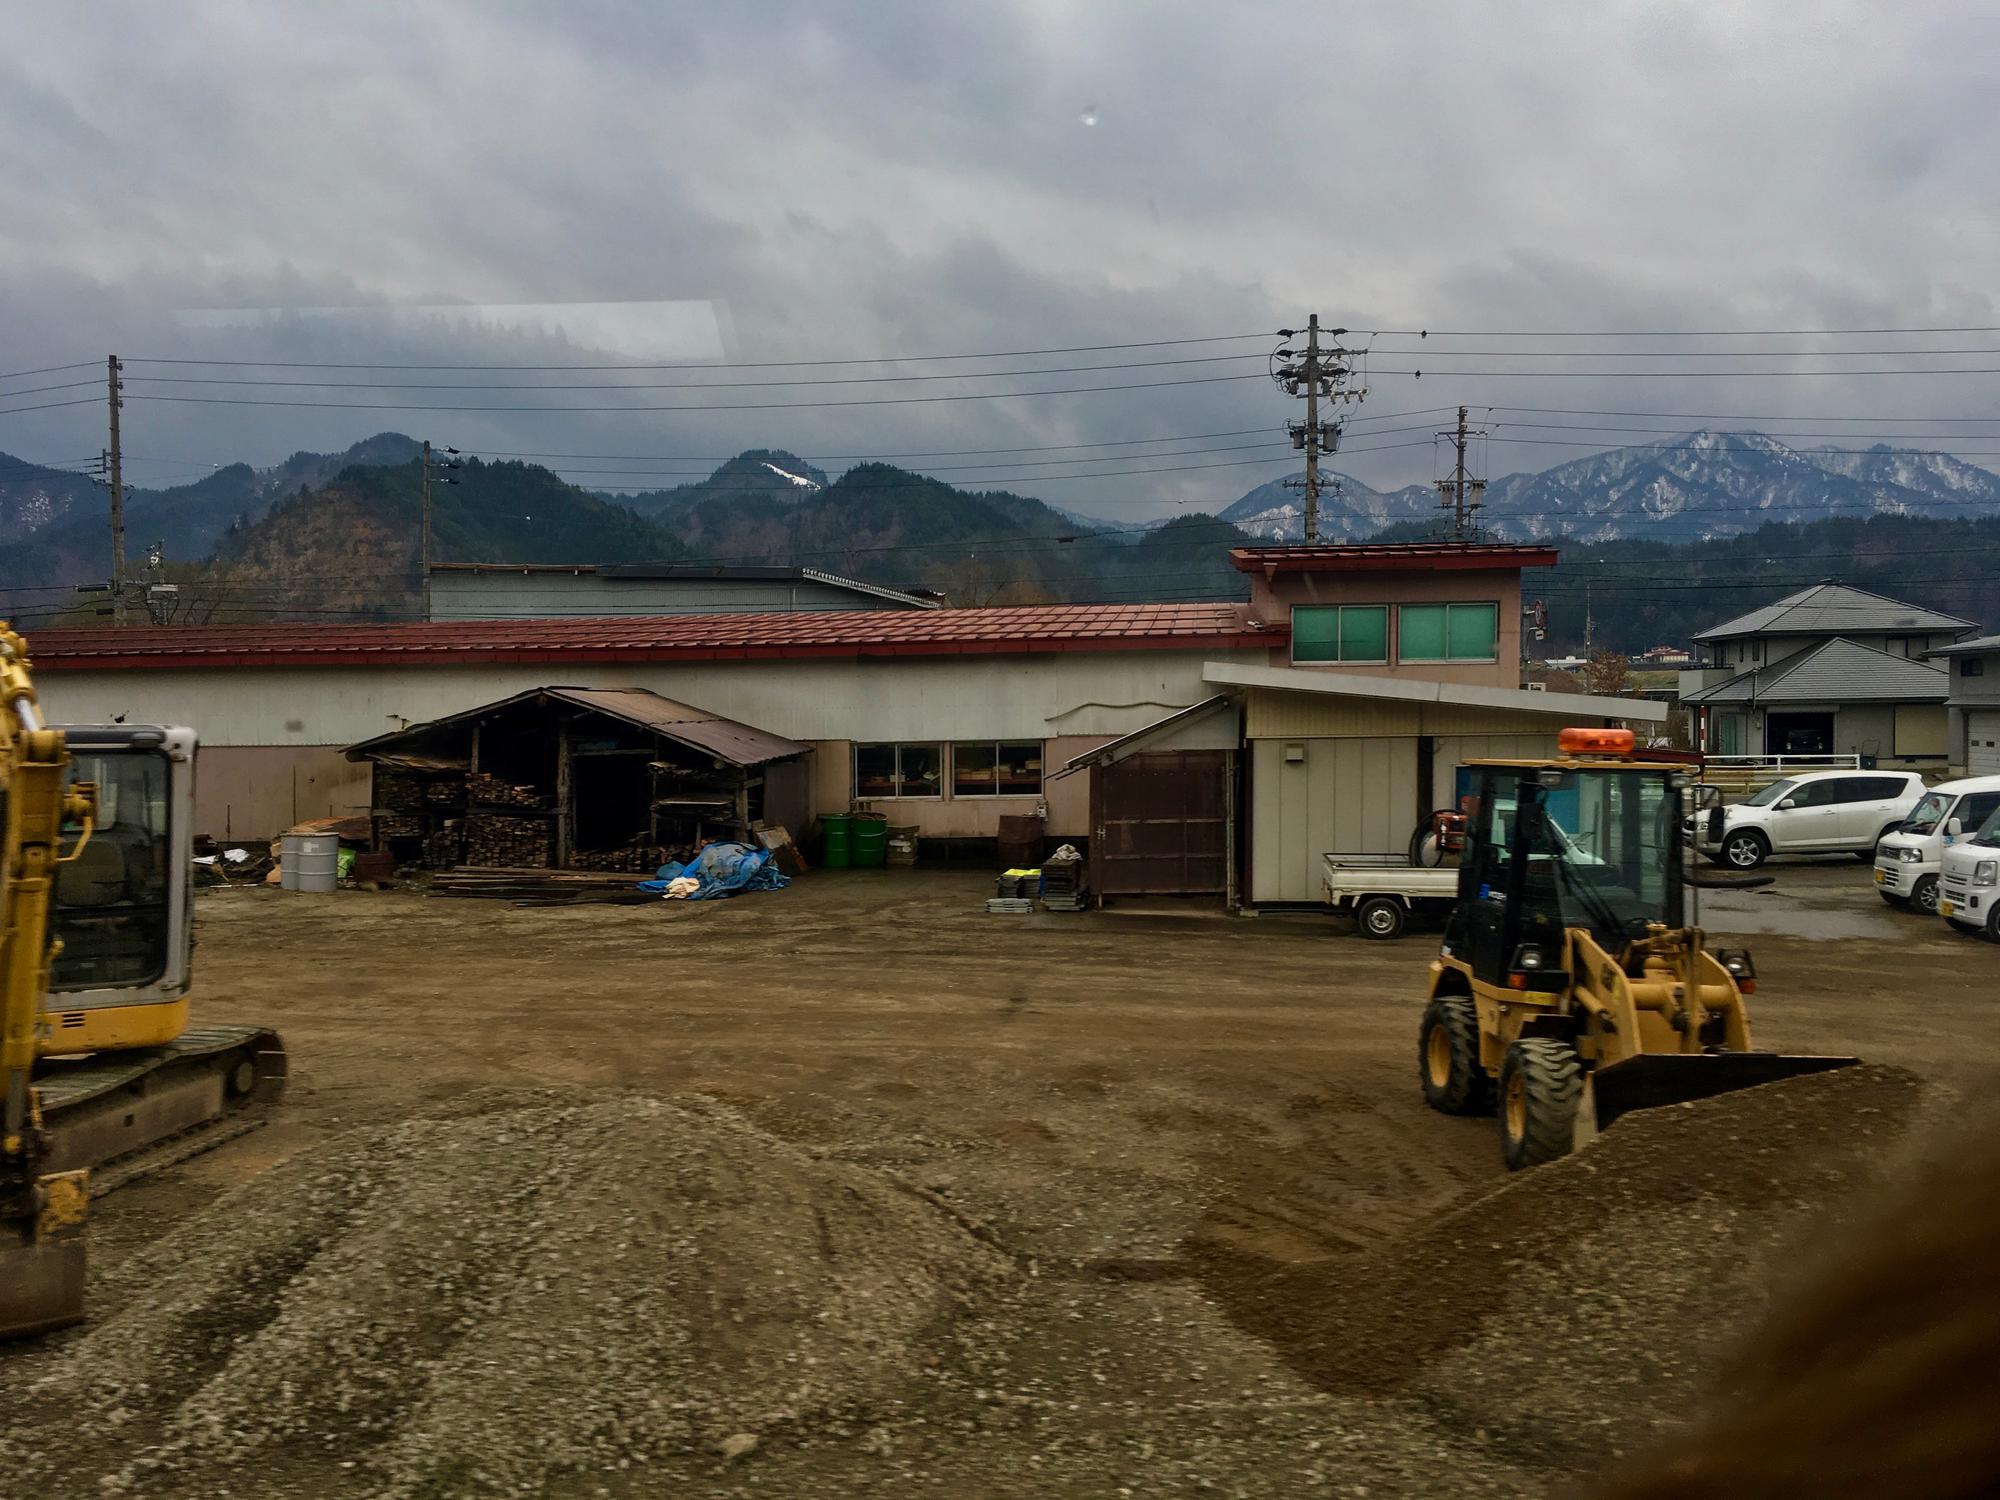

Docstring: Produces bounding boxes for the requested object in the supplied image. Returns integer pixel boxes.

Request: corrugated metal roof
[345,685,810,767]
[26,603,1273,672]
[1682,637,1950,705]
[1692,583,1975,642]
[1230,542,1559,575]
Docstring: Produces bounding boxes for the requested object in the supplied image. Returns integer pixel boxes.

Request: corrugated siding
[1250,736,1417,902]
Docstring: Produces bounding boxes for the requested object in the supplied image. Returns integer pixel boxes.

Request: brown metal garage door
[1092,750,1229,896]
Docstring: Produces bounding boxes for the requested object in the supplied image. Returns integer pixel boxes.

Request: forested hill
[1533,513,2000,653]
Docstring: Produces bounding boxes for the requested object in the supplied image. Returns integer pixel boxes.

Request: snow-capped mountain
[1220,432,2000,544]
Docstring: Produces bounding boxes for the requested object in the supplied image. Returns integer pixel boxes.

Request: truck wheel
[1419,997,1491,1115]
[1910,875,1940,916]
[1987,904,2000,944]
[1721,830,1768,870]
[1355,895,1407,940]
[1498,1039,1584,1171]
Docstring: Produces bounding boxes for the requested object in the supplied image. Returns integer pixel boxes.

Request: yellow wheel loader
[2,624,284,1337]
[1419,728,1853,1171]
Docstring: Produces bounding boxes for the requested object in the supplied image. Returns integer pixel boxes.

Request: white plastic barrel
[283,833,340,893]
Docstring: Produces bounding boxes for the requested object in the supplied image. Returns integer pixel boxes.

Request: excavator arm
[1,624,99,1336]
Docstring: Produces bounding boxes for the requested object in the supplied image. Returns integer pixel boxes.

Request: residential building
[1679,583,1974,763]
[1927,635,2000,776]
[428,562,940,620]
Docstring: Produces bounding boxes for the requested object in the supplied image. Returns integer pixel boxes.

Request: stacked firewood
[422,826,464,868]
[374,814,424,839]
[465,771,543,808]
[463,813,550,866]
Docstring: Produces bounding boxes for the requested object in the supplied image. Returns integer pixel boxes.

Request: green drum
[821,813,853,869]
[852,814,888,868]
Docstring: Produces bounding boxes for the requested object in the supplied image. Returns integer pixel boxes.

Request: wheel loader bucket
[1584,1052,1860,1136]
[0,1170,88,1339]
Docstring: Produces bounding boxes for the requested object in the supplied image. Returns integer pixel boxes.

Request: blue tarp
[637,841,790,901]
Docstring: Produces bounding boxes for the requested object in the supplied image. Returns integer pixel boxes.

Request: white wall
[1249,736,1419,902]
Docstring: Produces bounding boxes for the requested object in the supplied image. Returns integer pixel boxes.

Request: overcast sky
[4,1,1998,519]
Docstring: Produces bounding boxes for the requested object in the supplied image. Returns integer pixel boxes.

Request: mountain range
[1221,431,2000,544]
[4,429,1998,645]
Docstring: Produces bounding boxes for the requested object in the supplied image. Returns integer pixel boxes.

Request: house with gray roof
[1927,634,2000,776]
[1680,583,1975,763]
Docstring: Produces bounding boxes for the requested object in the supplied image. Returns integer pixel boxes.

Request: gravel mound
[17,1090,1010,1498]
[1194,1064,1923,1472]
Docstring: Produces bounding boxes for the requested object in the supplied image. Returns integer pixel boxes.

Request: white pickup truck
[1322,853,1460,939]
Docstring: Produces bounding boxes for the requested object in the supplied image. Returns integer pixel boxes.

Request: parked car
[1939,803,2000,941]
[1683,769,1927,871]
[1874,776,2000,915]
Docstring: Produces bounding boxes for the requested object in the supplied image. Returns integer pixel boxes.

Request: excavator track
[35,1024,288,1180]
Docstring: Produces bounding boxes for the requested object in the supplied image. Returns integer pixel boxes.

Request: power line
[1369,345,2000,359]
[1359,324,2000,337]
[119,332,1276,372]
[0,379,103,398]
[122,370,1274,413]
[0,397,104,418]
[0,360,100,381]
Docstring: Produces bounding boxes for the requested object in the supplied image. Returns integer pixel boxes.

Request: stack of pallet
[985,868,1039,914]
[463,813,550,867]
[465,771,542,808]
[1041,851,1087,912]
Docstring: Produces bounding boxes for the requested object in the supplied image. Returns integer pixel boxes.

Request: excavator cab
[1422,731,1854,1170]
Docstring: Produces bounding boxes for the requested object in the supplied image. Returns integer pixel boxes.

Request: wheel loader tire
[1498,1038,1584,1171]
[1356,895,1408,940]
[1419,997,1491,1115]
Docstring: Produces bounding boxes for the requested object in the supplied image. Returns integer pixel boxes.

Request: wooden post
[555,719,573,868]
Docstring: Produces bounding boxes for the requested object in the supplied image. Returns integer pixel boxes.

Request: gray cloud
[3,0,1998,519]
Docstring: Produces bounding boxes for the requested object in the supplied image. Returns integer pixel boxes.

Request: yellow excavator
[2,623,285,1337]
[1419,727,1854,1170]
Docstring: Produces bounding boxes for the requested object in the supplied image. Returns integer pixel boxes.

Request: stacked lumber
[375,769,428,814]
[569,844,667,873]
[466,771,542,808]
[422,827,464,867]
[463,813,549,867]
[374,814,424,839]
[430,867,650,902]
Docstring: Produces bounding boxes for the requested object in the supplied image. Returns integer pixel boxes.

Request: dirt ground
[15,860,2000,1498]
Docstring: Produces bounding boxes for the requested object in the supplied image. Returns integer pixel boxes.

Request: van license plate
[1940,900,1955,918]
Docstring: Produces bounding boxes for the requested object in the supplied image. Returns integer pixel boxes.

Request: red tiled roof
[24,603,1277,671]
[1231,542,1560,575]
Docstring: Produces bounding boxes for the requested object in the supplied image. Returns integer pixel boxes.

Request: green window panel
[1292,605,1388,663]
[1400,602,1498,662]
[1399,604,1449,661]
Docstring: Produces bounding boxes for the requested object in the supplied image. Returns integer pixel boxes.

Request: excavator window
[49,751,173,990]
[1525,770,1681,943]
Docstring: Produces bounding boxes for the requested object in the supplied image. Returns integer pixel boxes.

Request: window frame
[1290,604,1389,666]
[951,739,1046,798]
[1397,600,1501,664]
[1963,657,1987,678]
[851,740,946,800]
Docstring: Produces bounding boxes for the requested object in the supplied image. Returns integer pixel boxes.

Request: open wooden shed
[344,686,811,871]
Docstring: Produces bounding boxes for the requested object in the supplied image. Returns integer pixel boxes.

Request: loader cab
[1446,757,1685,986]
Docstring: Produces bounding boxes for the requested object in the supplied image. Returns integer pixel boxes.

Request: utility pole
[107,355,126,625]
[420,439,433,622]
[1434,404,1488,540]
[419,442,461,621]
[1274,316,1365,542]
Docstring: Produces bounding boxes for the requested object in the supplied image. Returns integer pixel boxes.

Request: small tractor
[1419,727,1853,1170]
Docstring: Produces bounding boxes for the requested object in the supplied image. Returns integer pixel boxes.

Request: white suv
[1875,776,2000,916]
[1685,769,1927,871]
[1939,804,2000,941]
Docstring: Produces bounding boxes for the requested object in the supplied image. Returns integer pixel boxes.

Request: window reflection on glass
[953,742,997,794]
[52,751,172,989]
[898,743,943,796]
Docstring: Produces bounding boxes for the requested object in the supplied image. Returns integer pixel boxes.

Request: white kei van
[1874,776,2000,916]
[1939,804,2000,940]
